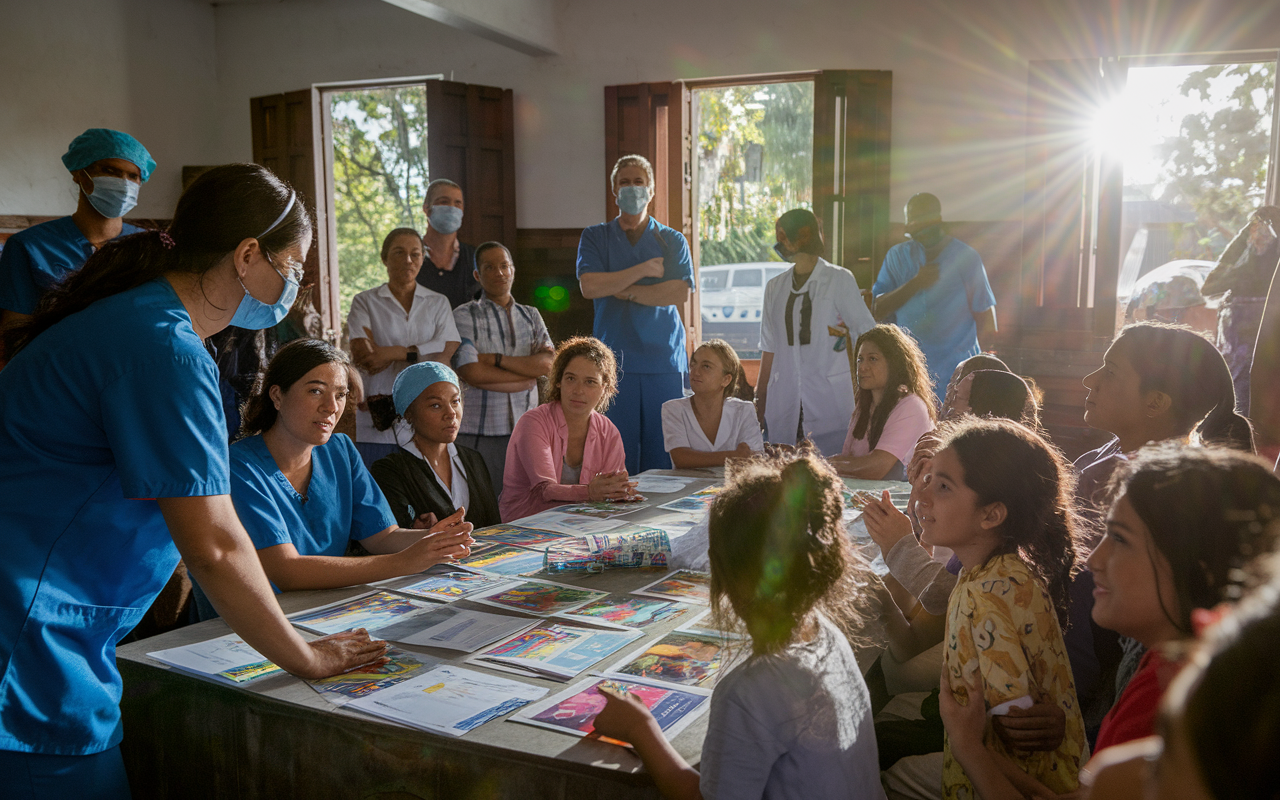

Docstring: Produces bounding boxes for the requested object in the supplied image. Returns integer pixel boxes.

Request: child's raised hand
[862,490,914,552]
[591,685,655,745]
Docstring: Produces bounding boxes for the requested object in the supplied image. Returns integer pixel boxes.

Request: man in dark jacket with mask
[871,192,996,402]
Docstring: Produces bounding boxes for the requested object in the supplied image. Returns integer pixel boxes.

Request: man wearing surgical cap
[368,361,502,529]
[0,128,155,349]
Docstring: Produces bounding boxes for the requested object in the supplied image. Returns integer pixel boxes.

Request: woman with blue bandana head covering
[191,340,477,621]
[368,361,502,530]
[0,129,157,352]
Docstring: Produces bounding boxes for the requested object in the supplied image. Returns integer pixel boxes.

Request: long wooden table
[117,470,724,800]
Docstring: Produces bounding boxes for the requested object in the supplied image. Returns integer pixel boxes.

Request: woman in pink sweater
[499,336,635,521]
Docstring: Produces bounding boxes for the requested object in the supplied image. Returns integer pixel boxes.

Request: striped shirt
[453,296,553,436]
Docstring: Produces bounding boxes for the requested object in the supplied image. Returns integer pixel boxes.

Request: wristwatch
[406,349,419,364]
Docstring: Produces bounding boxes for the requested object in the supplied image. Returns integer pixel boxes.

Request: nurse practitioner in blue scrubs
[0,164,388,798]
[576,154,694,473]
[0,129,155,351]
[192,338,475,619]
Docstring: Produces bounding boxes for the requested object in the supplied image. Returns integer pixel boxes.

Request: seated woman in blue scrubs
[0,164,388,799]
[370,362,502,530]
[193,340,476,619]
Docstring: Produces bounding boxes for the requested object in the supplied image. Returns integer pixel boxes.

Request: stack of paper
[147,634,281,686]
[348,665,548,737]
[307,648,437,706]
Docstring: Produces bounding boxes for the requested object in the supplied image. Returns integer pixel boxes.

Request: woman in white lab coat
[755,209,876,455]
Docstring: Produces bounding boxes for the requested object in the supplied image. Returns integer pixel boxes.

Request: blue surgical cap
[61,128,156,183]
[393,362,460,415]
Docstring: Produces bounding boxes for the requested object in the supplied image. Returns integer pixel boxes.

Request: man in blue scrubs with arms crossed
[577,154,693,473]
[871,192,997,402]
[0,129,154,355]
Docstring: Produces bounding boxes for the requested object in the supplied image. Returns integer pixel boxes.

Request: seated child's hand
[994,701,1066,752]
[592,685,656,745]
[862,490,914,551]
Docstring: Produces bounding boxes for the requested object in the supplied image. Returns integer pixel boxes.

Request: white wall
[6,0,1280,228]
[0,0,219,218]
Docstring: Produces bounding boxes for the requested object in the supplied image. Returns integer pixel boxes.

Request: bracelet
[494,353,503,369]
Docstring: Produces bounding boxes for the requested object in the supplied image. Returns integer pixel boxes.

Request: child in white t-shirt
[593,453,888,800]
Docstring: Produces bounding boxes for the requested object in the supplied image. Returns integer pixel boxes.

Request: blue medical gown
[575,218,693,374]
[0,217,143,314]
[0,279,228,755]
[872,237,996,399]
[230,433,396,572]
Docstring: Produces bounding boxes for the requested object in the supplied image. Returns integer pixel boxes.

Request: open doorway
[1095,60,1277,330]
[691,80,814,361]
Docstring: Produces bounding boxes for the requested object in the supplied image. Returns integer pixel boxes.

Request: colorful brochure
[512,675,710,744]
[471,580,608,616]
[459,543,547,576]
[388,569,515,602]
[288,591,441,636]
[147,634,281,686]
[632,570,711,605]
[656,485,721,514]
[557,595,690,630]
[470,524,574,549]
[554,501,651,519]
[372,605,537,652]
[348,665,547,737]
[307,648,437,706]
[606,630,733,688]
[470,623,643,680]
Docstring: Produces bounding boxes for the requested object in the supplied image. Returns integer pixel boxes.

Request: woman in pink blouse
[830,324,937,480]
[499,336,635,521]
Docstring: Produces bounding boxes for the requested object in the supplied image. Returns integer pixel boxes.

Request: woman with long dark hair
[0,164,386,795]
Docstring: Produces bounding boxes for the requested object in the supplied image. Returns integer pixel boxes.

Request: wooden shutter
[813,70,893,289]
[426,80,517,249]
[603,82,696,349]
[249,89,337,336]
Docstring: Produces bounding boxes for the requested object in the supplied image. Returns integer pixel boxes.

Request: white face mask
[82,174,139,219]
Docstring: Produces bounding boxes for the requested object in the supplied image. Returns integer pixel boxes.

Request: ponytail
[6,163,312,358]
[1113,322,1255,454]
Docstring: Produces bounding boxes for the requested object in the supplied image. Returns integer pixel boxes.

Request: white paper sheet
[632,475,698,494]
[348,665,547,737]
[147,634,281,686]
[515,509,627,536]
[372,605,537,652]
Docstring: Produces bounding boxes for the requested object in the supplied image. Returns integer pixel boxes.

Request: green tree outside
[330,86,429,320]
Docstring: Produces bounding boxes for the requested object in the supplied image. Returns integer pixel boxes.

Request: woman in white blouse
[661,339,764,468]
[347,227,460,468]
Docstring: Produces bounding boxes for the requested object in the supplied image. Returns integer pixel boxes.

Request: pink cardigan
[499,402,627,522]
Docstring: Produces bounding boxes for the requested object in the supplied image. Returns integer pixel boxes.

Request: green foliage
[1158,62,1275,259]
[330,86,429,319]
[697,82,813,266]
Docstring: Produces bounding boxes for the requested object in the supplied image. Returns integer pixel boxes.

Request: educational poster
[470,524,573,549]
[372,605,536,652]
[288,592,440,636]
[307,648,437,706]
[472,580,607,616]
[471,623,642,680]
[459,543,547,577]
[632,570,712,605]
[147,635,281,686]
[348,665,547,737]
[656,486,721,514]
[557,595,690,630]
[512,676,710,744]
[391,570,514,602]
[607,630,731,688]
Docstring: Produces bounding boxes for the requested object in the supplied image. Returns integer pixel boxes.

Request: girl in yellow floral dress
[915,417,1088,799]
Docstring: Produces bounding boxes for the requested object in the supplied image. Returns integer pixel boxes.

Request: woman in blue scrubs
[192,339,474,618]
[0,164,388,798]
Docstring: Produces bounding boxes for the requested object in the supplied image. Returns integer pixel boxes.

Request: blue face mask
[428,205,463,234]
[229,256,301,330]
[82,174,139,219]
[773,241,796,263]
[616,185,651,216]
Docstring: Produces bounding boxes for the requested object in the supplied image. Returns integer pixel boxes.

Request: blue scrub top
[230,433,396,581]
[0,278,229,756]
[0,217,144,314]
[576,217,693,374]
[872,237,996,399]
